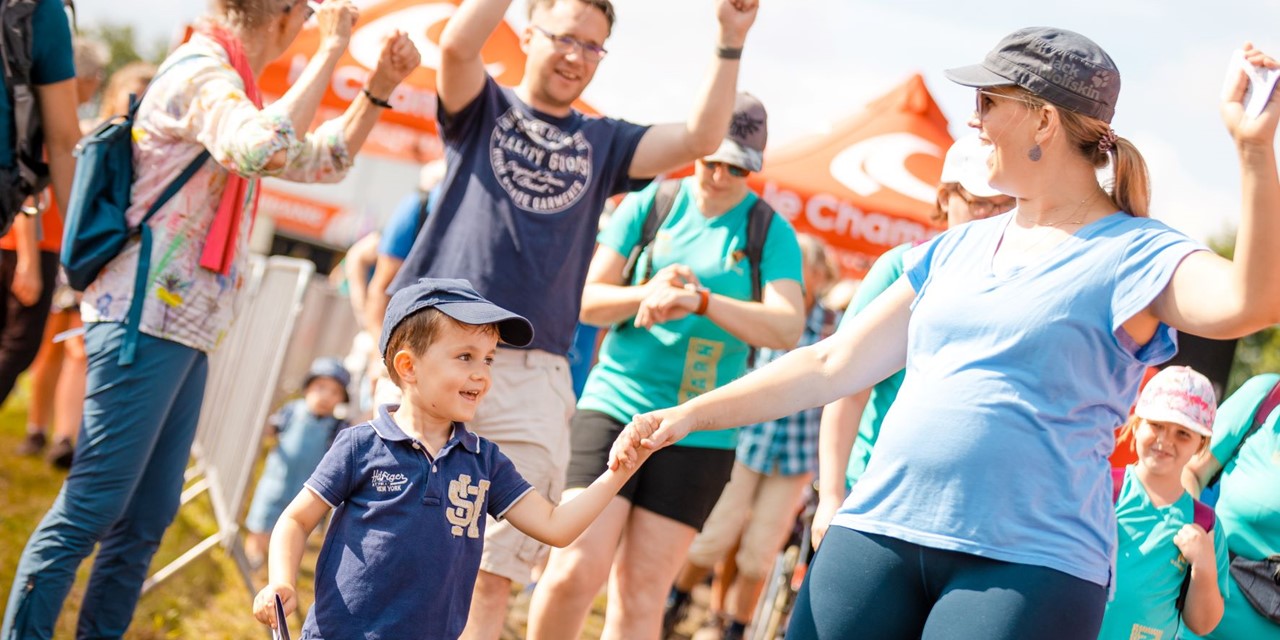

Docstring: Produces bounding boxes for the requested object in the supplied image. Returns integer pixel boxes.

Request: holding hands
[608,407,697,471]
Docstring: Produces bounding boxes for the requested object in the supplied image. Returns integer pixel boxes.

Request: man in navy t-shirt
[385,0,762,636]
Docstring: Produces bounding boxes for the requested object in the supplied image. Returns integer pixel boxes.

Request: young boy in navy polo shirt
[252,278,650,639]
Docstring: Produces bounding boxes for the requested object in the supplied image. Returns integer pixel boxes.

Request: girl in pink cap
[1100,366,1228,640]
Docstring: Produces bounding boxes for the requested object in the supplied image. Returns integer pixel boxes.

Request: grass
[0,380,629,639]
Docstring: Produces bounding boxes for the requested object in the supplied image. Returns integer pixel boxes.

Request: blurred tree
[1208,231,1280,396]
[90,23,169,80]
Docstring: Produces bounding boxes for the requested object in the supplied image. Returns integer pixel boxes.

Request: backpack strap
[619,179,680,286]
[744,196,775,368]
[1175,499,1218,614]
[1111,467,1125,504]
[1192,499,1215,533]
[117,150,211,366]
[745,196,774,303]
[415,190,432,234]
[1207,378,1280,488]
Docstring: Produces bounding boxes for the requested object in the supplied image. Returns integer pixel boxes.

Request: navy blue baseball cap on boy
[380,278,535,356]
[944,27,1121,124]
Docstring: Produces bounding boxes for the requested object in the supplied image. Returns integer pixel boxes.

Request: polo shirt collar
[372,404,480,454]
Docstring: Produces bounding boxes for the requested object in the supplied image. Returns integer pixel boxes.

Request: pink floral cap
[1134,366,1216,437]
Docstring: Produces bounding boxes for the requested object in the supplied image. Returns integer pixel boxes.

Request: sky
[76,0,1280,243]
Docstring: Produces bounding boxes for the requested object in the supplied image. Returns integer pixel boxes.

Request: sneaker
[662,589,692,637]
[46,438,75,470]
[722,621,746,640]
[691,618,725,640]
[16,431,46,456]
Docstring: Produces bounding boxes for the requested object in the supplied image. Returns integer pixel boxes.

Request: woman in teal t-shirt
[1183,373,1280,639]
[528,96,806,640]
[1100,367,1229,640]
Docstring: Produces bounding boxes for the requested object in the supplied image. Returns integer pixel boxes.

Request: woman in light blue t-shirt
[611,30,1280,640]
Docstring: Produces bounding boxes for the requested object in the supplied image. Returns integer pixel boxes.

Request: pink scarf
[197,23,263,276]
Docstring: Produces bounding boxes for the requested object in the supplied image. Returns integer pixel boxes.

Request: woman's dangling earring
[1028,144,1042,162]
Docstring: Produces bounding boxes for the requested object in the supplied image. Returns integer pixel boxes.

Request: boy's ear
[392,350,415,383]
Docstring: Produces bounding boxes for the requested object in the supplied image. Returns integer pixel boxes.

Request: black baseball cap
[944,27,1121,124]
[380,278,534,356]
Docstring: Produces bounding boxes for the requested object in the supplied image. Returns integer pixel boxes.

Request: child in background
[1100,366,1229,640]
[243,357,351,569]
[251,278,651,640]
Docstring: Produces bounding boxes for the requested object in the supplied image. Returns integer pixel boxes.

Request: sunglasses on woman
[700,160,750,178]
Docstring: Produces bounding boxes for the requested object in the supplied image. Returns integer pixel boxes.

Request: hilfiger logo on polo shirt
[371,470,409,493]
[447,474,492,539]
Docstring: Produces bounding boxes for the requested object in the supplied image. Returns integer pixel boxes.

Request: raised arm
[616,277,914,462]
[270,0,360,152]
[1148,45,1280,338]
[437,0,512,114]
[627,0,759,178]
[275,32,421,183]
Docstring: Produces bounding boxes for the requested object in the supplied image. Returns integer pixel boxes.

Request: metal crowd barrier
[143,255,317,596]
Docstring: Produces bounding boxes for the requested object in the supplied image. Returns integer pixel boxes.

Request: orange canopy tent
[750,74,954,278]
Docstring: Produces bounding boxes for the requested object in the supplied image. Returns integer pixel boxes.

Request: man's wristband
[716,46,743,60]
[362,88,393,109]
[694,287,711,315]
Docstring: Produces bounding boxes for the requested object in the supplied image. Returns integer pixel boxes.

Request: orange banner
[752,74,953,277]
[260,188,346,242]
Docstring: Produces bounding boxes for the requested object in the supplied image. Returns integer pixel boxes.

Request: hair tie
[1098,129,1118,154]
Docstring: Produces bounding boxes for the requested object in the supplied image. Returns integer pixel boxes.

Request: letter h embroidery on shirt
[447,474,491,538]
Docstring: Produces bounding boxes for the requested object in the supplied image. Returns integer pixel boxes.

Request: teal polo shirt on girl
[1098,466,1229,640]
[832,211,1204,588]
[301,405,533,640]
[577,178,803,450]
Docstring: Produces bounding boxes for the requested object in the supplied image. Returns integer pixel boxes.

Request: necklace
[997,190,1103,271]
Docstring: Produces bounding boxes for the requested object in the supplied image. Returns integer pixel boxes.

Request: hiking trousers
[3,322,208,640]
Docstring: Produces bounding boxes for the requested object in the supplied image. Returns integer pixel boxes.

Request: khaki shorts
[474,348,575,584]
[686,461,811,580]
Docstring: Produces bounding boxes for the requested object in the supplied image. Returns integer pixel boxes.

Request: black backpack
[0,0,75,232]
[619,179,775,366]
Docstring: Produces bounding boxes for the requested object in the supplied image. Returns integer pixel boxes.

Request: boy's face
[399,320,500,424]
[304,377,347,417]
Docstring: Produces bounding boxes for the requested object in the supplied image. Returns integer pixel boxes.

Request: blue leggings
[2,323,208,640]
[787,526,1107,640]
